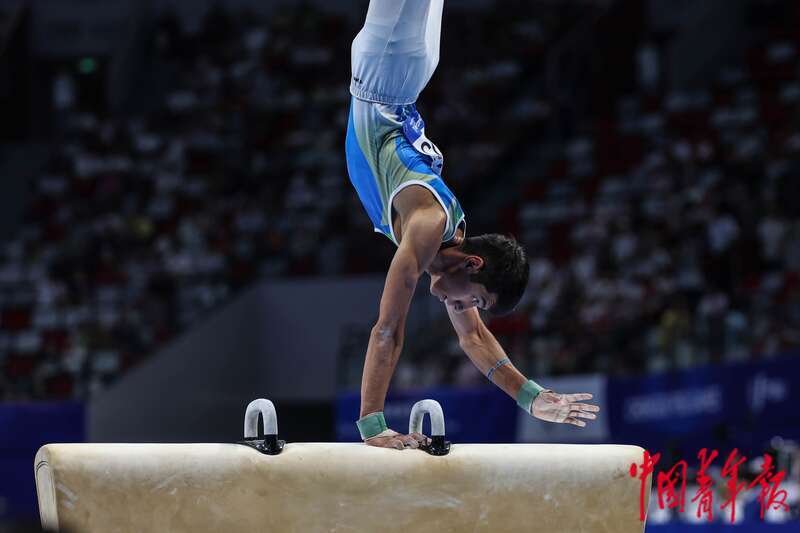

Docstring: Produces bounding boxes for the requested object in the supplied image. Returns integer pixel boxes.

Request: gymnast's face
[429,259,496,314]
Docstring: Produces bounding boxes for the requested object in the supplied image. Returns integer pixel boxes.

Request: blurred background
[0,0,799,530]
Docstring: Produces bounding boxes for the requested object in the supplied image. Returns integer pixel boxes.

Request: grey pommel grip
[241,398,284,455]
[244,399,278,439]
[408,399,451,456]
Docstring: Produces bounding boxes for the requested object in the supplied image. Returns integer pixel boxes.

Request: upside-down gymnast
[345,0,600,450]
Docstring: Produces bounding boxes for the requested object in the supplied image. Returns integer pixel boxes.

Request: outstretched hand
[364,429,431,450]
[531,391,600,427]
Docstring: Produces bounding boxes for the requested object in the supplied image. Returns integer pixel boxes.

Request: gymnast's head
[429,233,529,316]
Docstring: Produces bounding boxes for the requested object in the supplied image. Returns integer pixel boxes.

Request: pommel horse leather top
[34,400,650,532]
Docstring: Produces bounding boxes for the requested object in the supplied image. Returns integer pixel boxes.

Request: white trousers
[350,0,444,105]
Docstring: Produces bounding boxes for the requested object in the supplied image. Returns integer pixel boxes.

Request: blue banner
[336,385,517,443]
[0,402,85,522]
[607,355,800,455]
[336,355,800,451]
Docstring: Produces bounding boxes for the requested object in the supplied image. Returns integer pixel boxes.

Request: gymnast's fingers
[565,417,587,428]
[401,437,420,449]
[569,411,597,420]
[570,403,600,413]
[564,393,593,402]
[409,432,431,445]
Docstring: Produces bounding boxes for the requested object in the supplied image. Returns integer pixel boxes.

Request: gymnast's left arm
[447,307,600,427]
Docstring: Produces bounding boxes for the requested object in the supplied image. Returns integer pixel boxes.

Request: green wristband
[516,379,545,412]
[356,412,388,440]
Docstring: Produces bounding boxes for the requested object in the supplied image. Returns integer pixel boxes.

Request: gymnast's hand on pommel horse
[345,0,599,450]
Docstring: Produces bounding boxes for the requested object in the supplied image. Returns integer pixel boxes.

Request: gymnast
[345,0,600,450]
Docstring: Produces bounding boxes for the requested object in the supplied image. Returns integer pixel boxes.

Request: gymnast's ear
[464,255,484,274]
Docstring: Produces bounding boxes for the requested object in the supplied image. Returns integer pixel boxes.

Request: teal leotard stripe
[345,97,465,246]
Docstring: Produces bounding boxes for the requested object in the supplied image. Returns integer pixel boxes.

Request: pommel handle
[408,399,451,456]
[241,398,284,455]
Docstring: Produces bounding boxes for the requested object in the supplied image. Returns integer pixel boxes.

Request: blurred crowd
[393,0,800,389]
[0,1,592,400]
[1,1,798,400]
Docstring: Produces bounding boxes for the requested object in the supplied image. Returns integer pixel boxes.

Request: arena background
[1,0,799,530]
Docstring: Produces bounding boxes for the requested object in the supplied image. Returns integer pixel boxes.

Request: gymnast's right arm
[357,207,445,450]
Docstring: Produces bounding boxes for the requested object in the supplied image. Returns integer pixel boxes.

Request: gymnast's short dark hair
[460,233,529,316]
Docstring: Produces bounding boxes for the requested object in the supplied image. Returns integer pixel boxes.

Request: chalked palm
[532,391,600,427]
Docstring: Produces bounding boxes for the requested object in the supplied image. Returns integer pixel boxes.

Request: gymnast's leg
[350,0,444,106]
